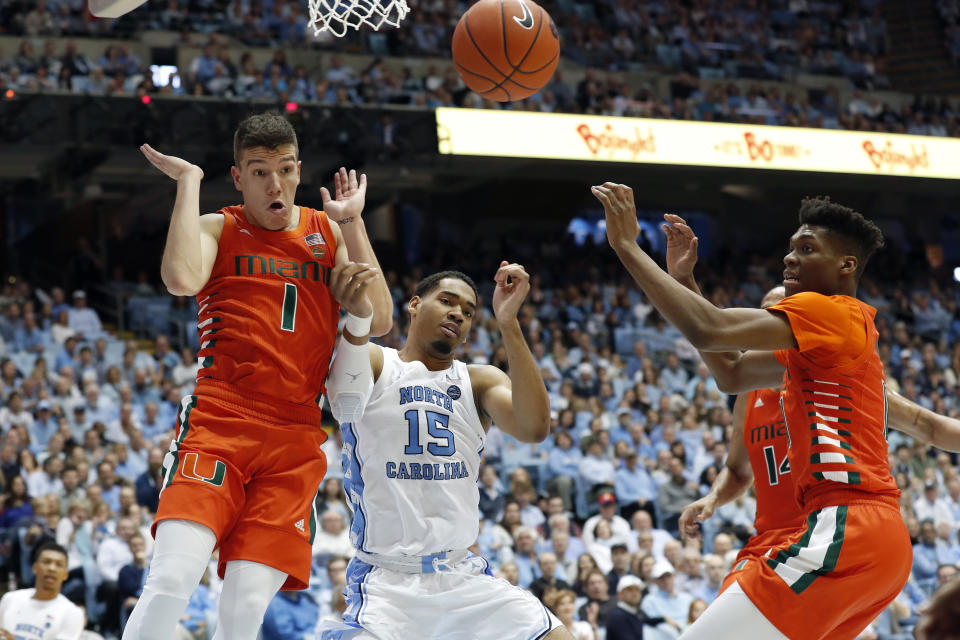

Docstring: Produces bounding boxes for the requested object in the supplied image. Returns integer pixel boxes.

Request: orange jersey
[743,388,806,547]
[193,205,340,414]
[769,292,898,510]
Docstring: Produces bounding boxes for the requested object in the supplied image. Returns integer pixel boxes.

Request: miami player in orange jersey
[665,213,960,637]
[122,113,393,640]
[658,214,804,577]
[592,185,960,640]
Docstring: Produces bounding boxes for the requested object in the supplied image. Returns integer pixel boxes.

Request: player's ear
[407,296,421,318]
[230,165,242,191]
[840,254,858,275]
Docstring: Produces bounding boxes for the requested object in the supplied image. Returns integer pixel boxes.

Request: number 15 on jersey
[404,410,456,456]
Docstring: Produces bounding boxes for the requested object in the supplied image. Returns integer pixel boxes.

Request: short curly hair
[233,112,298,166]
[798,196,884,277]
[413,270,478,304]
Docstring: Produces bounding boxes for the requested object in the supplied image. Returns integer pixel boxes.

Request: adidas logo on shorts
[295,519,305,532]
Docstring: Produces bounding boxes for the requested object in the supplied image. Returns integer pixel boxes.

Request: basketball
[451,0,561,102]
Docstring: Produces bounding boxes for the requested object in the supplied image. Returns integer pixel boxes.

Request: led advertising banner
[436,108,960,179]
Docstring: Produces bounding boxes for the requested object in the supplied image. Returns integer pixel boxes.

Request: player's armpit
[709,351,784,394]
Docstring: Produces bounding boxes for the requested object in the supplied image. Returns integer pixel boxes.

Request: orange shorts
[154,386,327,591]
[720,526,800,593]
[729,494,911,640]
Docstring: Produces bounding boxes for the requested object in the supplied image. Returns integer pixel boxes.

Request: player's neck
[32,587,58,601]
[397,344,454,371]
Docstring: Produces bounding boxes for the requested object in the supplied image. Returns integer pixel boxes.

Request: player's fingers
[320,187,331,204]
[331,262,366,287]
[358,173,368,190]
[496,263,527,285]
[333,171,342,197]
[591,186,611,203]
[664,213,686,224]
[502,265,529,283]
[348,169,358,190]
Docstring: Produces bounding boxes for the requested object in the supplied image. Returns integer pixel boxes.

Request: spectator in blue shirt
[546,430,581,511]
[97,460,122,514]
[13,310,48,354]
[28,401,58,454]
[512,526,542,589]
[579,435,617,496]
[262,590,319,640]
[615,449,659,524]
[691,554,725,603]
[658,353,689,397]
[67,290,102,341]
[642,560,694,638]
[684,362,718,401]
[55,336,80,373]
[914,519,943,594]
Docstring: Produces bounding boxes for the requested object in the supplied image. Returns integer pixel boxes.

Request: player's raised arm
[322,167,394,337]
[471,262,550,443]
[326,261,384,424]
[142,144,222,296]
[661,214,786,394]
[886,390,960,452]
[593,183,797,356]
[679,393,755,539]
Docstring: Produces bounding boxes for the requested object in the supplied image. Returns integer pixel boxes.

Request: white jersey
[0,589,84,640]
[340,347,485,556]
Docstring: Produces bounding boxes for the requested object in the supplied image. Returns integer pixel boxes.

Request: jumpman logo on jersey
[754,397,764,408]
[238,228,254,237]
[346,372,361,383]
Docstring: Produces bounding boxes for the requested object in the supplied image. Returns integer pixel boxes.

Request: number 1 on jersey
[281,283,297,332]
[762,445,790,486]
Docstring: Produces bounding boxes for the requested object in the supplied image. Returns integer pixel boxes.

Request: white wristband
[345,313,372,337]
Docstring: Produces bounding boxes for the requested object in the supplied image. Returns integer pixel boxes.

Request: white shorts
[318,553,561,640]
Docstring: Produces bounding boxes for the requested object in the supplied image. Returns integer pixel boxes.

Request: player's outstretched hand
[331,261,379,322]
[662,213,699,280]
[678,494,718,539]
[492,261,530,324]
[591,182,640,250]
[321,167,367,226]
[140,144,203,181]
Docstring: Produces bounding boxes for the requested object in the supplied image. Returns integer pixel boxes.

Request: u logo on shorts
[180,452,227,487]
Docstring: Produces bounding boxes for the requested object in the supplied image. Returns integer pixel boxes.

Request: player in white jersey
[0,542,84,640]
[319,262,574,640]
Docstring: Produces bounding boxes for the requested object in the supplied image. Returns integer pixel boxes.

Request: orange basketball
[451,0,560,102]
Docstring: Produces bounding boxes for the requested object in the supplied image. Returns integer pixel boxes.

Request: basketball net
[307,0,410,38]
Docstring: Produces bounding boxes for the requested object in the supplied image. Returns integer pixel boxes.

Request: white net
[308,0,410,38]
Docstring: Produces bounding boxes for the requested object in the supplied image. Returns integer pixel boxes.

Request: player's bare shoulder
[200,212,226,241]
